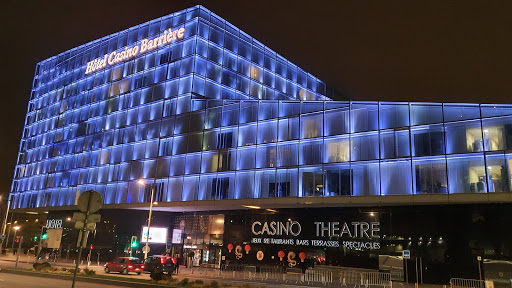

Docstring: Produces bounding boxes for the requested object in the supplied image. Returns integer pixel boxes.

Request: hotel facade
[10,5,512,283]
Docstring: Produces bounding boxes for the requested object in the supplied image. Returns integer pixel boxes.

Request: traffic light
[41,233,47,239]
[130,236,138,248]
[34,236,38,241]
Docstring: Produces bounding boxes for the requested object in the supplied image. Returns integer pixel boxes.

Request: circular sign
[77,190,103,213]
[257,251,264,261]
[142,245,151,253]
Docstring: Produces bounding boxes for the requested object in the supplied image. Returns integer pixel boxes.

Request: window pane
[445,120,482,154]
[413,157,448,194]
[447,154,486,193]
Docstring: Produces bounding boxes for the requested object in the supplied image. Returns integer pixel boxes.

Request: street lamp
[12,226,20,250]
[138,179,155,260]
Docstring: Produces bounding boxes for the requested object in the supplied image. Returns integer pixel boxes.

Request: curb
[0,268,169,288]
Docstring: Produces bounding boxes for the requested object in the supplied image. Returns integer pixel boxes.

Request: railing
[193,265,393,287]
[450,278,485,288]
[304,268,333,285]
[361,272,392,288]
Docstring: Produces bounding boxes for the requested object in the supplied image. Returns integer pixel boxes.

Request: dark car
[104,257,145,275]
[144,255,175,274]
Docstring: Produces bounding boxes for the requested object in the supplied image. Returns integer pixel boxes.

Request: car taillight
[128,265,133,269]
[141,265,145,269]
[160,258,165,264]
[171,257,176,264]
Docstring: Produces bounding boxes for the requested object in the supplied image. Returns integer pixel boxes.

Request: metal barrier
[361,272,392,288]
[284,267,303,284]
[340,270,363,288]
[259,266,284,282]
[242,266,257,280]
[450,278,485,288]
[304,268,333,285]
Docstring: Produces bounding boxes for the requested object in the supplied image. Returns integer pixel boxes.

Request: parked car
[144,255,175,275]
[104,257,145,275]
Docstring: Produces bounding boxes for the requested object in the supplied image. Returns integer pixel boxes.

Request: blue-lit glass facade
[11,5,512,209]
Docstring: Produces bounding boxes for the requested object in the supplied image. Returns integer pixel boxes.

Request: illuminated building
[11,5,512,283]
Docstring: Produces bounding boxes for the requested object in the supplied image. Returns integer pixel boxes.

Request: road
[0,272,123,288]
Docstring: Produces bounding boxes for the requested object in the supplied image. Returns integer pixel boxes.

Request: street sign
[87,214,101,223]
[77,190,102,213]
[86,222,96,231]
[75,221,84,230]
[142,245,150,254]
[402,250,411,259]
[73,212,86,221]
[477,256,482,261]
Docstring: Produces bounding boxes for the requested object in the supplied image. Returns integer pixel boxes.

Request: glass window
[182,176,199,201]
[483,116,512,151]
[350,132,379,161]
[234,172,255,199]
[351,161,380,196]
[256,144,277,168]
[237,146,256,170]
[379,103,409,129]
[183,153,201,175]
[257,121,277,144]
[485,153,512,193]
[218,149,237,171]
[278,117,300,141]
[300,167,324,197]
[443,104,480,122]
[300,112,323,139]
[238,124,257,146]
[256,170,276,198]
[413,157,448,194]
[324,136,350,163]
[201,152,219,173]
[411,125,445,156]
[380,129,410,159]
[166,177,183,202]
[411,103,443,126]
[170,155,185,176]
[481,104,512,118]
[276,168,298,197]
[351,103,378,133]
[300,139,323,165]
[447,154,486,193]
[324,108,349,136]
[445,120,483,154]
[380,160,412,195]
[324,164,351,196]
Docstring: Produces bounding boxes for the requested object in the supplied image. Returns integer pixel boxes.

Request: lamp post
[11,226,20,250]
[138,179,156,260]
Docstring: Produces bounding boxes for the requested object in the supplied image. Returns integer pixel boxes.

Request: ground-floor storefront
[10,203,512,284]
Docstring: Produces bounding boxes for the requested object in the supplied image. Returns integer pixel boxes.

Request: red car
[104,257,145,275]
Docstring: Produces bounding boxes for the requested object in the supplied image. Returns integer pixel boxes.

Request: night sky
[1,0,511,198]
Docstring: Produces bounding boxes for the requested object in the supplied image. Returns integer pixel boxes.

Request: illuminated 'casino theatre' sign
[85,27,185,75]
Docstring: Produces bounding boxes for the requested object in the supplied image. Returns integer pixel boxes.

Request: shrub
[82,268,96,275]
[194,279,203,284]
[40,262,51,269]
[209,280,219,288]
[150,271,164,281]
[178,278,189,286]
